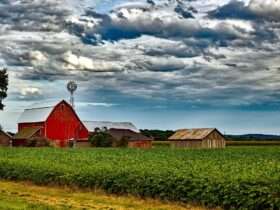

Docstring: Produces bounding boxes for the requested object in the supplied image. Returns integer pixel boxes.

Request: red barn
[14,100,88,147]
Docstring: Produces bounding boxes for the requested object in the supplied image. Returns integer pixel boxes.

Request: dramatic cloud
[68,1,257,45]
[62,51,123,72]
[209,0,280,21]
[0,0,70,31]
[249,0,280,20]
[1,0,280,113]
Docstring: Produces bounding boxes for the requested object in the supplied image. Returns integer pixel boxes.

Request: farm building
[108,128,152,148]
[0,130,12,146]
[168,128,226,149]
[15,100,88,147]
[84,121,151,148]
[13,127,42,146]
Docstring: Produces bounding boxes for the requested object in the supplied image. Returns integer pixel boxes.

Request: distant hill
[226,134,280,141]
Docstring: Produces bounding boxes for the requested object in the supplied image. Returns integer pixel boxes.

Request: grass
[0,193,54,210]
[0,180,211,210]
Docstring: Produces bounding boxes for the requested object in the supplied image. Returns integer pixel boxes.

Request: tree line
[140,129,175,141]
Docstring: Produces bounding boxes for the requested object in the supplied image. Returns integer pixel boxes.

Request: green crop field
[0,147,279,210]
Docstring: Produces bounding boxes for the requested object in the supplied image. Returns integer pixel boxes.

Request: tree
[140,129,175,141]
[0,68,8,110]
[89,131,115,147]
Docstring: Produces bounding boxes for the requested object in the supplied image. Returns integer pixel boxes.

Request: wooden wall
[171,140,202,149]
[202,130,225,148]
[128,140,152,149]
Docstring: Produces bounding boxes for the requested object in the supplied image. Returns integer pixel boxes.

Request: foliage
[89,131,129,148]
[0,147,279,210]
[140,129,175,141]
[25,137,50,147]
[226,134,280,141]
[89,132,115,147]
[0,68,8,110]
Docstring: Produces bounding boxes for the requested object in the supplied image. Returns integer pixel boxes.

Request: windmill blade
[67,81,78,109]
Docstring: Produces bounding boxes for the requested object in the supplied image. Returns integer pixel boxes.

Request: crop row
[0,147,279,209]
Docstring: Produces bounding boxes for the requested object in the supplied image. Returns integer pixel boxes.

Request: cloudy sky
[1,0,280,134]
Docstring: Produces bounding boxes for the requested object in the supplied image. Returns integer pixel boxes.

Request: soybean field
[0,147,279,210]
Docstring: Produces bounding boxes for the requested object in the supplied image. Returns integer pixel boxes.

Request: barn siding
[171,140,202,149]
[128,140,152,148]
[202,130,226,148]
[45,102,88,145]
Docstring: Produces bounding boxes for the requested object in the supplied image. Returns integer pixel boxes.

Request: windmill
[67,81,78,109]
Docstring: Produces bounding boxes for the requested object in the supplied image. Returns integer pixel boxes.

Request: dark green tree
[0,68,8,110]
[89,131,115,147]
[140,129,175,141]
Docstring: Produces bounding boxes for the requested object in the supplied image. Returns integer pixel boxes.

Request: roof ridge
[24,106,54,111]
[83,120,133,123]
[187,128,216,130]
[24,100,68,111]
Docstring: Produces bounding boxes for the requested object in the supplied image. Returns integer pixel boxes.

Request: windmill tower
[67,81,78,109]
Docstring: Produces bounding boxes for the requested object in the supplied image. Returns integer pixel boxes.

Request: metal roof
[108,129,152,141]
[169,128,216,140]
[17,100,69,123]
[18,106,54,123]
[14,127,41,139]
[83,121,139,133]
